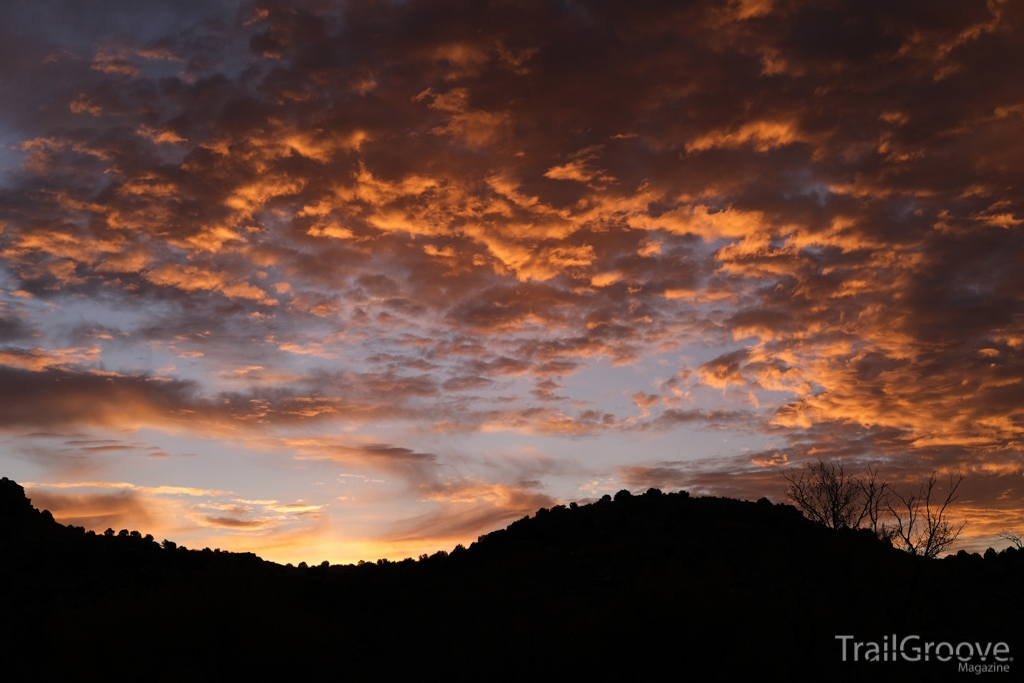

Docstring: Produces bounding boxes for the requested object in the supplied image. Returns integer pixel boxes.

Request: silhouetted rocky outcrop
[1,478,1020,681]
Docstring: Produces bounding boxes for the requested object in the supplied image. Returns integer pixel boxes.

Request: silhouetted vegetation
[887,471,968,559]
[1,477,1020,681]
[784,460,968,559]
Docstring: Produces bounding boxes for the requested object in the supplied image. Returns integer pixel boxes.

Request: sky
[1,0,1023,564]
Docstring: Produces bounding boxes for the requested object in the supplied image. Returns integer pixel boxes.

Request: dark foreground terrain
[1,477,1020,681]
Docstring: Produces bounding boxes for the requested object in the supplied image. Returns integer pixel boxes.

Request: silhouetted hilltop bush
[1,478,1020,681]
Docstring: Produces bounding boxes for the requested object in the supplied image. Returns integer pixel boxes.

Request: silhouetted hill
[1,478,1020,681]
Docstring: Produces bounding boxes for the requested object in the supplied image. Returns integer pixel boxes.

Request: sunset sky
[2,0,1023,564]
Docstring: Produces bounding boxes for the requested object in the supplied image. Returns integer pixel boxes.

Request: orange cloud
[144,263,279,305]
[686,121,805,153]
[4,0,1024,560]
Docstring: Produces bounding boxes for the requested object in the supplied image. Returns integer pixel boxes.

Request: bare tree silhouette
[782,459,890,532]
[886,471,967,559]
[997,529,1023,550]
[783,460,969,557]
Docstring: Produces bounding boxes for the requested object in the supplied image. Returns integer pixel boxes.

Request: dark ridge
[1,478,1020,681]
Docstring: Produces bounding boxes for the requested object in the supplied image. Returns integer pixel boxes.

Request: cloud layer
[2,0,1023,560]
